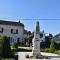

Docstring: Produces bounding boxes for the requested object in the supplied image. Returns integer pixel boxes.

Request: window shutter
[11,29,13,33]
[16,29,18,34]
[8,37,10,43]
[2,28,3,32]
[9,37,10,40]
[17,38,19,44]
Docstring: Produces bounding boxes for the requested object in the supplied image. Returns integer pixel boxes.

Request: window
[40,33,43,38]
[0,27,3,33]
[10,37,13,44]
[11,29,18,34]
[10,37,16,44]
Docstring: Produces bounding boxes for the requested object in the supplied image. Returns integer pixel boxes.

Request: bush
[41,48,50,52]
[40,48,44,52]
[11,48,32,52]
[12,42,18,48]
[50,40,56,53]
[0,36,11,58]
[44,48,50,52]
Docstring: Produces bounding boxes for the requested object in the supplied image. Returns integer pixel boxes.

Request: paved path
[18,46,32,49]
[15,52,60,60]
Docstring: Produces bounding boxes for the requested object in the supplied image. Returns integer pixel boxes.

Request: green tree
[28,31,31,35]
[24,29,28,34]
[29,35,34,46]
[50,39,56,53]
[0,36,11,58]
[0,36,2,58]
[45,33,53,48]
[45,36,51,48]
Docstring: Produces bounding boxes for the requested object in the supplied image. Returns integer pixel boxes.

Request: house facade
[40,30,45,42]
[0,20,24,44]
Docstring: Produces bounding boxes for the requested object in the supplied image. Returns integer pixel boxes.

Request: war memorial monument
[32,21,41,56]
[17,21,60,60]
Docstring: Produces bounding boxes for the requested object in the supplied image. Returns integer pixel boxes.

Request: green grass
[40,48,50,52]
[11,46,60,55]
[2,58,15,60]
[54,50,60,55]
[41,48,60,55]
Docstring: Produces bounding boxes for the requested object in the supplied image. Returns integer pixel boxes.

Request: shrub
[50,40,56,53]
[41,48,50,52]
[12,42,18,48]
[40,48,44,52]
[0,36,11,58]
[11,48,32,52]
[25,54,29,58]
[44,48,50,52]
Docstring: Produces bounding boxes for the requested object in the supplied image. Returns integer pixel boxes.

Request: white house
[0,20,24,44]
[40,30,45,42]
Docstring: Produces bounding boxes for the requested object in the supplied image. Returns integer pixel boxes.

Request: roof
[0,20,24,27]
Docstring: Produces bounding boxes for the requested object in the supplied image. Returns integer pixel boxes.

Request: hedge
[11,48,32,52]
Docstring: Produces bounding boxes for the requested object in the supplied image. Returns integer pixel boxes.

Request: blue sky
[0,0,60,35]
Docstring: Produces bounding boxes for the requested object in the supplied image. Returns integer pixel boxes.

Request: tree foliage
[0,35,11,58]
[24,29,31,35]
[54,33,60,37]
[45,36,51,48]
[28,31,31,35]
[50,39,56,53]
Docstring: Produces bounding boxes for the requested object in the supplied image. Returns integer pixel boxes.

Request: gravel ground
[15,52,60,60]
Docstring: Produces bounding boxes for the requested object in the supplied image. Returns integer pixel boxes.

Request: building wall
[0,24,24,44]
[40,30,45,42]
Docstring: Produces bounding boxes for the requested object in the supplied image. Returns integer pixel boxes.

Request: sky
[0,0,60,35]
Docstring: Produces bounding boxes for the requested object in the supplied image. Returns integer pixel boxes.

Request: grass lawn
[2,58,15,60]
[41,48,60,55]
[55,50,60,55]
[11,46,60,55]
